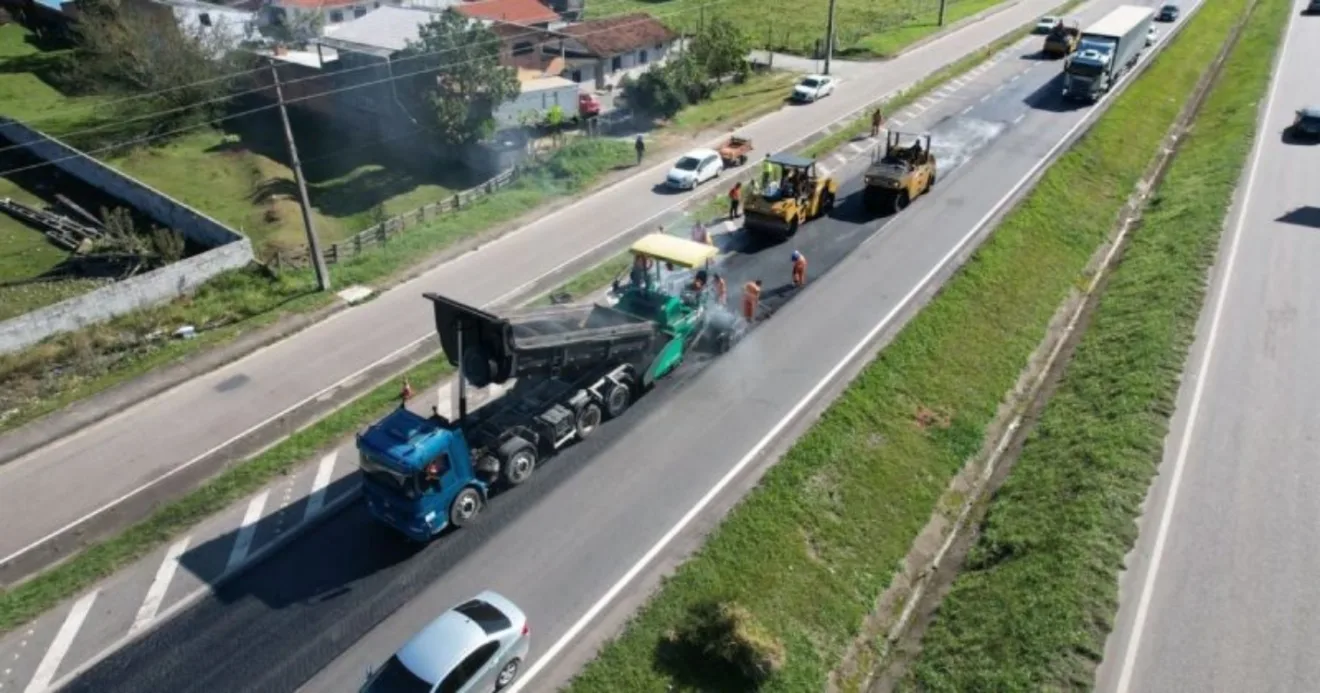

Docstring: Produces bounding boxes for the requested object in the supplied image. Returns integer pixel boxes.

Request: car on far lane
[666,148,724,190]
[1157,2,1179,21]
[791,74,836,102]
[1287,106,1320,141]
[1034,15,1060,33]
[1147,25,1158,45]
[360,591,530,693]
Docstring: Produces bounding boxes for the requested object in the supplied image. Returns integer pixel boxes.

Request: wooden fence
[270,166,519,269]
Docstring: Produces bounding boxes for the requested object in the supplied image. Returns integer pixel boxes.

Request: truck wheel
[926,171,937,192]
[820,192,835,214]
[576,402,603,439]
[449,487,483,528]
[500,441,537,487]
[738,154,747,166]
[787,216,799,238]
[894,191,911,214]
[604,381,632,419]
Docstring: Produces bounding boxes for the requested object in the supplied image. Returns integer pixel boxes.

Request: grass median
[561,0,1251,690]
[901,0,1289,688]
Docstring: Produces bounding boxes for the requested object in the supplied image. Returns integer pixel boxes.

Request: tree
[399,10,521,147]
[271,9,325,48]
[64,0,252,145]
[687,16,751,82]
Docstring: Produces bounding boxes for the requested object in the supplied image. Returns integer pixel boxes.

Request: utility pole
[938,0,948,27]
[823,0,837,75]
[269,59,330,291]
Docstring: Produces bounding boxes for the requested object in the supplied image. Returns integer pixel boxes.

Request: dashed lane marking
[226,491,269,573]
[304,451,338,522]
[130,538,190,636]
[1013,113,1026,124]
[24,591,96,693]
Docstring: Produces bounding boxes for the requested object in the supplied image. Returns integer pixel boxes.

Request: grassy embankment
[558,0,1254,689]
[610,0,1007,57]
[902,0,1289,688]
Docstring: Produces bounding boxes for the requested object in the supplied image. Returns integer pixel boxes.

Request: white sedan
[665,148,724,190]
[791,74,836,103]
[1035,15,1059,33]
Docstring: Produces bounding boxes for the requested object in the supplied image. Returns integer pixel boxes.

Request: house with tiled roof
[260,0,384,33]
[451,0,558,27]
[556,12,678,90]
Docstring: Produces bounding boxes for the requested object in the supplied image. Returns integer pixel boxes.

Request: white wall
[493,81,579,127]
[564,41,673,89]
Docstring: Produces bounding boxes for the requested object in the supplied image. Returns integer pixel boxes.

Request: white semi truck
[1063,5,1156,102]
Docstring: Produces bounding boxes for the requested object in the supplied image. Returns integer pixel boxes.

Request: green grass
[561,0,1254,689]
[901,0,1289,688]
[667,71,799,135]
[0,138,635,432]
[605,0,1008,58]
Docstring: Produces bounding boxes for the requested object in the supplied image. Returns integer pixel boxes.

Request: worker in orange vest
[742,279,763,321]
[712,273,727,304]
[791,250,807,288]
[728,181,743,219]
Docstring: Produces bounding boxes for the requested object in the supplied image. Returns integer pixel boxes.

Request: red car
[578,92,601,119]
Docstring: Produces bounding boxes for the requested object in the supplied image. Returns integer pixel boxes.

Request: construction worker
[871,107,884,137]
[728,181,742,219]
[791,250,807,288]
[761,154,775,189]
[634,135,646,166]
[400,378,414,408]
[713,273,727,304]
[631,253,652,289]
[742,279,763,321]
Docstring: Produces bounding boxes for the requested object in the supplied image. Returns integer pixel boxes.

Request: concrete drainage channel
[835,0,1249,689]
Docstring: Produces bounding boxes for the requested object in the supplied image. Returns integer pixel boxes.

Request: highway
[50,1,1195,689]
[1094,4,1320,693]
[0,0,1079,577]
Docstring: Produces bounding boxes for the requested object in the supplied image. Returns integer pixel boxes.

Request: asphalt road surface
[59,2,1192,689]
[0,0,1079,574]
[1094,5,1320,693]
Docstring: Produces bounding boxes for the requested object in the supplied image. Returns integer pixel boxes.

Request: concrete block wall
[0,118,255,354]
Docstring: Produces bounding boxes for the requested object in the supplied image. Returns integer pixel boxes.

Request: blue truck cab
[357,407,487,542]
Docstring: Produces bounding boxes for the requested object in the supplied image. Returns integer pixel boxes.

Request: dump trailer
[357,234,741,542]
[1062,5,1155,102]
[357,293,672,541]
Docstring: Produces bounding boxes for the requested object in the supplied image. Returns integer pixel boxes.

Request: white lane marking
[849,142,868,154]
[981,93,993,103]
[24,591,97,693]
[1111,7,1296,693]
[0,332,428,570]
[833,153,849,166]
[961,106,973,116]
[226,491,269,573]
[130,538,191,636]
[1009,73,1021,83]
[508,29,1158,690]
[304,451,338,522]
[889,119,906,128]
[1013,113,1026,124]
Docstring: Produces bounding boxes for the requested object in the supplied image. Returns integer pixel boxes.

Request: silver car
[361,591,530,693]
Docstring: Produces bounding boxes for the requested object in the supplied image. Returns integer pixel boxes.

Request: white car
[665,148,723,190]
[1035,15,1059,33]
[792,74,836,102]
[1146,26,1158,45]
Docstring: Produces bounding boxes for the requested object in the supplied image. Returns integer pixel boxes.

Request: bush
[667,601,787,685]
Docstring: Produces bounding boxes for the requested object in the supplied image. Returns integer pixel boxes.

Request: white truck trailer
[1062,5,1156,102]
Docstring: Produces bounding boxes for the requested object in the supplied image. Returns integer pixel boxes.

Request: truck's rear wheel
[787,215,799,238]
[604,381,632,419]
[576,402,603,438]
[500,441,537,486]
[449,488,483,527]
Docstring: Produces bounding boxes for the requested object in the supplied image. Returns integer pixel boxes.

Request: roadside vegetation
[560,0,1254,689]
[608,0,1006,57]
[902,0,1288,687]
